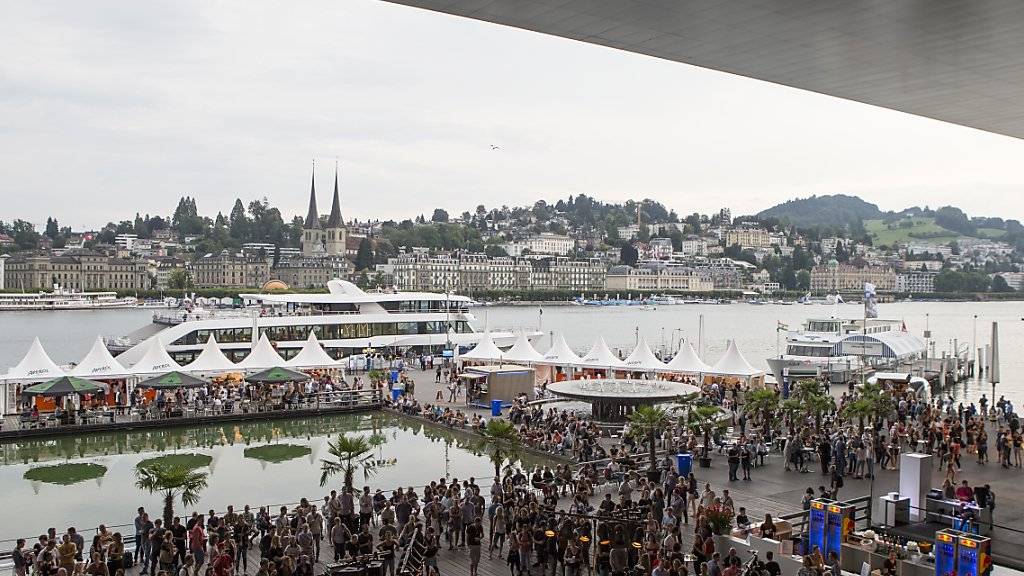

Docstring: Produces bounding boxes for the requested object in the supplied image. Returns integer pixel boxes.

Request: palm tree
[135,463,209,527]
[319,433,393,489]
[627,406,671,473]
[743,388,780,431]
[684,404,726,464]
[840,397,874,433]
[479,419,522,477]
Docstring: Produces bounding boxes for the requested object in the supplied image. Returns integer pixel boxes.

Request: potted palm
[684,404,725,468]
[627,406,672,481]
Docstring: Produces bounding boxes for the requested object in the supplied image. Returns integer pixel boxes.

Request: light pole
[972,314,978,379]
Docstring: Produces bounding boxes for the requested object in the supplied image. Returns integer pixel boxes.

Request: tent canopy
[247,366,311,385]
[235,333,287,371]
[183,335,237,373]
[459,332,504,362]
[23,376,105,397]
[286,333,339,369]
[129,337,181,376]
[620,337,666,372]
[662,342,712,374]
[710,340,764,377]
[4,337,66,382]
[538,333,583,366]
[69,336,128,379]
[136,371,208,389]
[576,336,624,369]
[501,332,544,364]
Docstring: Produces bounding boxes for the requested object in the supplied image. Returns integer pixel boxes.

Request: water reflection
[0,413,547,471]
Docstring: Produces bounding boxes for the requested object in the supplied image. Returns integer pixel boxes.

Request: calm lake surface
[0,412,534,543]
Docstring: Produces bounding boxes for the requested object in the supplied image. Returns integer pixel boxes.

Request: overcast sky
[3,0,1024,230]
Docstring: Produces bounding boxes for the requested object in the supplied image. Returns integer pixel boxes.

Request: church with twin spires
[302,164,348,257]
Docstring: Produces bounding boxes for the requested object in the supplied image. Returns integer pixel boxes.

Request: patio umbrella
[135,371,208,389]
[22,376,105,397]
[246,366,311,385]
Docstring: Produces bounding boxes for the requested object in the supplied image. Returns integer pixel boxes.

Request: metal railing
[779,494,872,535]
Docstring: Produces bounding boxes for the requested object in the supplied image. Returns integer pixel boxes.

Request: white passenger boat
[112,279,537,365]
[0,287,138,311]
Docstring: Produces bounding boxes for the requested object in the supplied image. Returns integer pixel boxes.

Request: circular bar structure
[546,378,699,422]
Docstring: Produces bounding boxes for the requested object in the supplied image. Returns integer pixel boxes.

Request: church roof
[304,166,320,229]
[326,167,344,228]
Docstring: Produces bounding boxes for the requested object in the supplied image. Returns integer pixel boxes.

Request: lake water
[0,302,1020,405]
[0,412,532,543]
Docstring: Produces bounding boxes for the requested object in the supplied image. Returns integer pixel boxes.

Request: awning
[574,336,624,369]
[661,342,712,374]
[620,337,666,372]
[136,371,208,389]
[235,333,287,371]
[537,333,583,366]
[709,340,764,377]
[286,333,340,369]
[3,337,66,382]
[23,376,105,397]
[459,373,487,379]
[183,335,237,373]
[833,331,926,360]
[69,336,128,379]
[459,332,505,362]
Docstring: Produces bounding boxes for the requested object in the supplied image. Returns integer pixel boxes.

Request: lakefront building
[810,260,897,293]
[604,265,715,292]
[382,253,606,293]
[4,250,149,291]
[192,251,271,289]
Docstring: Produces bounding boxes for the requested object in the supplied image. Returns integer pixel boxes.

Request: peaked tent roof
[247,366,311,384]
[136,371,208,389]
[183,335,237,373]
[459,333,505,362]
[3,338,66,382]
[129,337,181,375]
[326,165,344,227]
[235,333,287,371]
[70,336,128,378]
[23,376,105,396]
[710,340,764,377]
[620,337,666,372]
[304,164,320,229]
[287,333,340,368]
[501,332,544,364]
[538,333,583,366]
[575,336,624,369]
[662,342,712,374]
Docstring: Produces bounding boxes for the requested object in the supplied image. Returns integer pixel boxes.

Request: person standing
[466,518,484,576]
[134,509,148,568]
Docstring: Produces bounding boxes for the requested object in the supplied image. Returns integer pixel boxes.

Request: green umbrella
[22,376,105,397]
[136,371,208,389]
[246,366,311,385]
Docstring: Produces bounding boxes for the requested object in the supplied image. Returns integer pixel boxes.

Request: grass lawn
[865,217,960,246]
[136,453,213,470]
[243,443,311,464]
[976,227,1006,238]
[24,462,107,485]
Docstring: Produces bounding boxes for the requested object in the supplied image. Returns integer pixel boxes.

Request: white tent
[459,332,505,362]
[183,335,237,373]
[235,333,287,371]
[287,333,340,369]
[538,333,583,366]
[129,337,181,375]
[501,332,544,364]
[710,340,764,377]
[69,336,128,378]
[662,342,712,374]
[3,337,66,382]
[576,336,624,369]
[620,337,667,372]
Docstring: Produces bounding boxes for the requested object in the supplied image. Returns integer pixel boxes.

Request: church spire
[304,160,320,229]
[326,162,343,228]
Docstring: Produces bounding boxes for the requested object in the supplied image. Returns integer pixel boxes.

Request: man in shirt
[306,505,325,560]
[466,517,484,576]
[763,551,781,576]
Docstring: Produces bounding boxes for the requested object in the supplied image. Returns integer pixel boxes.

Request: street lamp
[972,314,978,379]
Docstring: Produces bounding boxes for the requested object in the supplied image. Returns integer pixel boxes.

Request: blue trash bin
[675,453,692,476]
[491,400,503,417]
[391,388,402,402]
[390,369,399,383]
